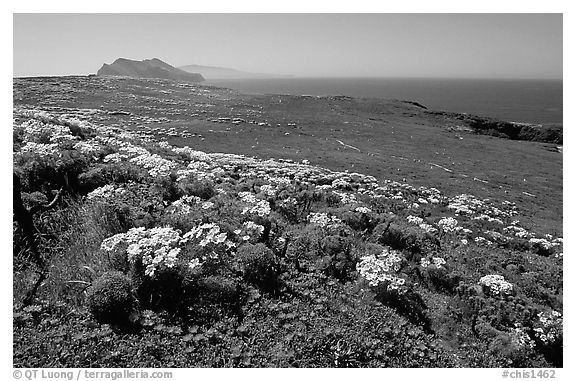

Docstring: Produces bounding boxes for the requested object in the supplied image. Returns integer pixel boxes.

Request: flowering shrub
[234,221,265,243]
[356,247,406,293]
[181,223,236,263]
[528,238,558,257]
[101,227,183,278]
[533,310,562,345]
[86,184,126,201]
[354,206,371,214]
[308,212,343,230]
[167,195,202,215]
[420,257,446,269]
[438,217,459,233]
[129,153,177,178]
[510,324,536,350]
[239,192,271,217]
[478,275,514,297]
[406,215,438,234]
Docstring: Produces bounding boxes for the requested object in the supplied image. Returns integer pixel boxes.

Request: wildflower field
[13,76,562,367]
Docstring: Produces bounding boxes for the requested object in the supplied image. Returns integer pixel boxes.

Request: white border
[3,2,572,379]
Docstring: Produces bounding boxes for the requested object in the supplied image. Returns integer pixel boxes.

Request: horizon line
[13,74,563,81]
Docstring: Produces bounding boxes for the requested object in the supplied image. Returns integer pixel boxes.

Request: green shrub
[423,266,462,294]
[86,271,138,325]
[285,226,324,272]
[21,191,49,210]
[129,262,189,314]
[318,235,356,281]
[324,192,341,207]
[181,179,215,200]
[196,275,242,305]
[374,221,439,258]
[340,210,377,232]
[373,285,432,333]
[236,243,279,293]
[78,167,108,193]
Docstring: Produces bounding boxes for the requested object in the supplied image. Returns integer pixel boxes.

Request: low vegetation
[13,104,562,367]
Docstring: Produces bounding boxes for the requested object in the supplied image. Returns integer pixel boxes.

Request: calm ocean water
[206,78,562,125]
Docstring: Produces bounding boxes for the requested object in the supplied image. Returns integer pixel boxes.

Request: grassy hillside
[13,77,562,367]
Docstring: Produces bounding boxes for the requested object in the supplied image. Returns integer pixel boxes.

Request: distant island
[179,64,292,80]
[97,58,204,82]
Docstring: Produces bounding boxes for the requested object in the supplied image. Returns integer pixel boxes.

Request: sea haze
[206,78,562,125]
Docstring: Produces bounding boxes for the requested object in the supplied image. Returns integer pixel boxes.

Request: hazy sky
[13,13,562,79]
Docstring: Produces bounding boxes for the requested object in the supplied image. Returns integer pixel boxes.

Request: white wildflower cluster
[420,257,446,269]
[484,230,508,243]
[473,214,504,225]
[448,194,518,220]
[234,221,265,242]
[177,161,224,182]
[510,325,536,350]
[277,197,297,211]
[86,184,126,200]
[478,274,513,296]
[73,140,103,156]
[438,217,459,233]
[447,194,484,215]
[308,212,343,229]
[99,136,148,156]
[168,195,202,215]
[407,216,424,225]
[356,247,406,293]
[103,152,128,163]
[504,225,535,239]
[181,223,235,260]
[332,178,352,189]
[333,191,357,205]
[420,223,439,234]
[406,215,438,234]
[416,186,444,204]
[355,206,372,214]
[201,201,214,209]
[48,125,77,145]
[528,238,558,251]
[19,142,61,159]
[21,119,77,146]
[129,153,178,177]
[96,135,180,178]
[101,227,182,277]
[187,161,211,172]
[259,184,277,197]
[474,236,493,246]
[266,175,292,186]
[21,119,52,142]
[239,192,271,216]
[172,146,212,162]
[157,141,172,149]
[534,310,562,344]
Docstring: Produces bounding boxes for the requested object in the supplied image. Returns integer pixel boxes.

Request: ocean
[205,78,562,125]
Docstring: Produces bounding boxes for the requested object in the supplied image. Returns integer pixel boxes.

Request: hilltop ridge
[97,58,204,82]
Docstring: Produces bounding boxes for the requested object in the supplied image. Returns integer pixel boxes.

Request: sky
[13,13,562,79]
